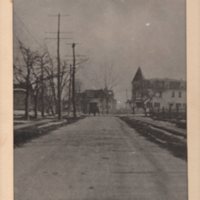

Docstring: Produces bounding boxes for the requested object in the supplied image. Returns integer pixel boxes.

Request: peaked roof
[132,67,144,83]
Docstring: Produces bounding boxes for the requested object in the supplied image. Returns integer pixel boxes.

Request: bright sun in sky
[145,22,151,27]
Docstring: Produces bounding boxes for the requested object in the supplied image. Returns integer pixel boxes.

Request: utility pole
[68,64,72,116]
[41,59,45,117]
[57,13,62,120]
[125,89,128,111]
[25,67,30,120]
[72,42,77,118]
[105,86,109,114]
[46,13,71,119]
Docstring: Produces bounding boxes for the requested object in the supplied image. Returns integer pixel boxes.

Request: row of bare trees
[14,40,71,120]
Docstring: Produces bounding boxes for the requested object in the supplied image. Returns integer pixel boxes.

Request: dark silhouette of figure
[89,103,100,116]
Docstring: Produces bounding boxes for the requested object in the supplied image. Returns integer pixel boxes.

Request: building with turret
[131,67,186,114]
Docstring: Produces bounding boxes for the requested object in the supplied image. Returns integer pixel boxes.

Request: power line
[45,37,73,40]
[48,14,70,17]
[45,31,73,34]
[13,10,44,50]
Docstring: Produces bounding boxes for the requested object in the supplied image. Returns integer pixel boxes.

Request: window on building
[146,102,150,108]
[176,103,181,112]
[176,103,181,108]
[179,91,182,98]
[171,91,175,97]
[159,92,162,98]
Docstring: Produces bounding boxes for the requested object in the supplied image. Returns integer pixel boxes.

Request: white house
[132,67,186,113]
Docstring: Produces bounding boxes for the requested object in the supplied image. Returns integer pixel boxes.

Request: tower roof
[132,67,144,83]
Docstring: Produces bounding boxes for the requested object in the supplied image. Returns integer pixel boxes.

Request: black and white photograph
[13,0,187,199]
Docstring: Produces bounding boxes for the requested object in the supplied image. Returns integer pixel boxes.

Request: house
[131,67,146,112]
[145,79,186,113]
[79,89,116,114]
[131,67,186,114]
[14,83,34,111]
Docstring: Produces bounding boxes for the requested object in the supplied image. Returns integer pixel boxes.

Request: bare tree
[102,63,119,114]
[43,52,71,116]
[60,61,70,96]
[37,52,50,117]
[14,40,40,120]
[14,40,75,119]
[42,52,57,115]
[91,63,119,114]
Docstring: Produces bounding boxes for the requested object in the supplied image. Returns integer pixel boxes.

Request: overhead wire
[13,10,44,51]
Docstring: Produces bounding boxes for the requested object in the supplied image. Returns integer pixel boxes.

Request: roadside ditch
[119,116,187,160]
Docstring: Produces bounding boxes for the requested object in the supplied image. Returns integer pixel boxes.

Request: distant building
[131,67,186,113]
[14,88,27,110]
[79,89,116,114]
[131,67,146,112]
[14,83,34,111]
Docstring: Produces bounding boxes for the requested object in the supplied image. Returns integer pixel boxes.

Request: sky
[13,0,186,104]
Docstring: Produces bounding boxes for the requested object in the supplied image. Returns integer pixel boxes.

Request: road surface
[15,116,187,200]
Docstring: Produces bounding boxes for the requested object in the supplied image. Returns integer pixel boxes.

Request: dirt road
[15,116,187,200]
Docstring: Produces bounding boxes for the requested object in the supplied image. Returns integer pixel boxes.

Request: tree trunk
[25,87,30,120]
[34,89,39,119]
[105,92,109,114]
[49,73,57,114]
[25,69,30,120]
[68,66,72,116]
[41,63,45,117]
[47,97,55,116]
[50,104,55,116]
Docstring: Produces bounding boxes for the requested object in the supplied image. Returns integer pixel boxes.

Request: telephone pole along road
[15,116,187,200]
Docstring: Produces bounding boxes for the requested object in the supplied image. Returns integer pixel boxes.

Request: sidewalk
[14,116,84,147]
[14,112,86,131]
[14,118,55,131]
